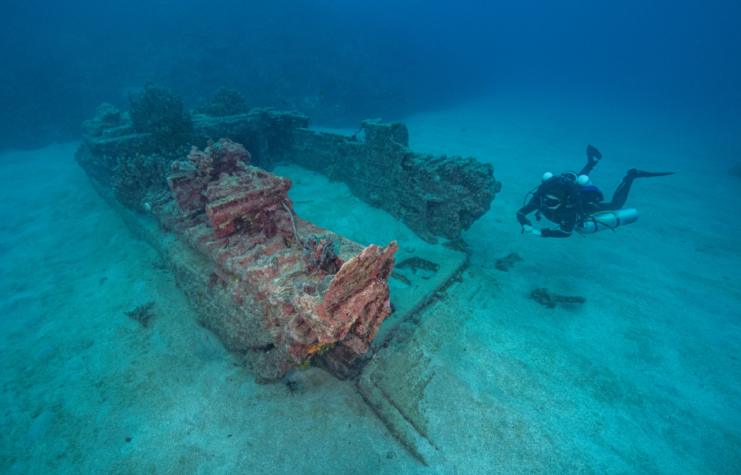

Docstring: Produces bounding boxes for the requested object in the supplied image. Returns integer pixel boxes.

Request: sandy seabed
[1,94,739,474]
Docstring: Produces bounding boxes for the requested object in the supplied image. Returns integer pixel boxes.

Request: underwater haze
[1,0,739,152]
[2,1,741,474]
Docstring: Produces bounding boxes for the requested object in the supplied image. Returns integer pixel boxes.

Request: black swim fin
[587,145,602,161]
[627,168,675,178]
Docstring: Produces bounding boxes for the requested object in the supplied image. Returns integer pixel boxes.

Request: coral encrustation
[155,138,396,381]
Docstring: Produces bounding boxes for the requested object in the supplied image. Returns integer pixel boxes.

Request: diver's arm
[541,228,573,238]
[522,225,541,236]
[516,201,539,228]
[539,212,578,238]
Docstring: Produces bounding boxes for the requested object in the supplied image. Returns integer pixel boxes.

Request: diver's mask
[541,194,562,210]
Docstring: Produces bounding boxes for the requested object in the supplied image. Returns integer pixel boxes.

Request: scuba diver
[517,145,674,238]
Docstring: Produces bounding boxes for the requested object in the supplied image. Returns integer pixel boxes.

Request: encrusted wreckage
[77,102,501,244]
[286,119,501,244]
[137,139,396,381]
[75,99,499,381]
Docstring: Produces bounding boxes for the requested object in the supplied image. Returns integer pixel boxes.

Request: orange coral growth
[307,343,324,355]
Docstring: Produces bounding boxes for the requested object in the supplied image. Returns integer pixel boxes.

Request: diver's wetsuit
[516,193,580,238]
[516,147,668,238]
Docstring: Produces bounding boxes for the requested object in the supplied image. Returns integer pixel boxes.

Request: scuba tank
[579,208,639,234]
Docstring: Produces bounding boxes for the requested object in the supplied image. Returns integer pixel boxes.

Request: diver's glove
[522,225,542,236]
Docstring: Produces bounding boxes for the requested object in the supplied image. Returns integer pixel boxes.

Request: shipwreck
[75,86,501,382]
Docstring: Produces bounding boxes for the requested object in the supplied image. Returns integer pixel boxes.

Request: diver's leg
[578,145,602,176]
[601,168,675,210]
[607,170,636,209]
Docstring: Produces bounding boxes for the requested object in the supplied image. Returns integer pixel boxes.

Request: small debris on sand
[495,252,522,272]
[531,288,585,309]
[124,301,156,327]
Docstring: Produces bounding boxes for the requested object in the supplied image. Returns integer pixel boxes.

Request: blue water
[1,0,739,153]
[1,1,740,473]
